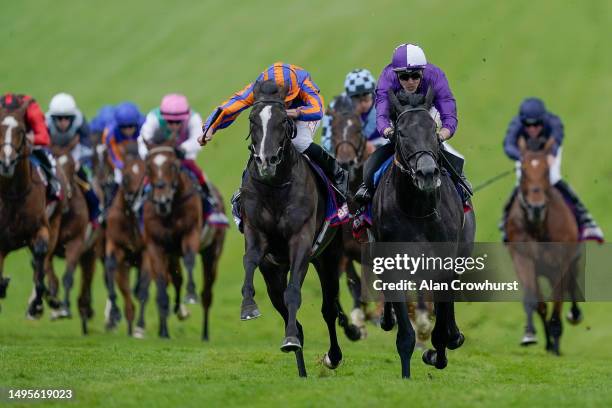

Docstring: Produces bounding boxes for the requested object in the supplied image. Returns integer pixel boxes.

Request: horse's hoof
[46,297,62,310]
[447,332,465,350]
[280,336,302,353]
[184,293,198,305]
[343,323,362,342]
[176,304,190,321]
[240,303,261,321]
[322,353,341,369]
[422,349,447,369]
[415,341,427,351]
[380,315,396,332]
[520,332,538,346]
[26,304,43,320]
[159,332,170,339]
[50,307,70,320]
[566,309,583,325]
[133,327,146,339]
[0,277,10,298]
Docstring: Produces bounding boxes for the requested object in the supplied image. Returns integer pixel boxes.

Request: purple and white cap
[391,44,427,72]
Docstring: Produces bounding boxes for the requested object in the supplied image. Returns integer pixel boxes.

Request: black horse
[372,89,476,378]
[239,80,354,377]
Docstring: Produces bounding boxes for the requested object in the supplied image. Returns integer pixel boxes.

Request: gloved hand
[437,128,451,142]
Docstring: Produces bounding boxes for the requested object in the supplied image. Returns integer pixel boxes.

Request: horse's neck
[0,157,31,196]
[392,166,438,217]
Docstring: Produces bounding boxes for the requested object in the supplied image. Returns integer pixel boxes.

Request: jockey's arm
[430,68,458,138]
[547,113,564,157]
[503,116,522,161]
[201,82,256,140]
[180,112,204,160]
[295,78,324,121]
[320,113,332,153]
[374,66,396,136]
[25,99,50,146]
[138,112,159,159]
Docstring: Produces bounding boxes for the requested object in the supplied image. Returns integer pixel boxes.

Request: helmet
[344,69,376,97]
[519,98,546,125]
[90,105,115,133]
[49,93,78,116]
[391,44,427,72]
[114,102,142,127]
[160,93,190,121]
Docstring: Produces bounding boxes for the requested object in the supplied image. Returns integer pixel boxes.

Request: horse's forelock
[334,95,354,115]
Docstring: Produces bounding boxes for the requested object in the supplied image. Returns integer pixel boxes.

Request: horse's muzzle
[0,160,16,178]
[526,202,547,223]
[257,162,278,179]
[153,195,173,216]
[415,155,440,192]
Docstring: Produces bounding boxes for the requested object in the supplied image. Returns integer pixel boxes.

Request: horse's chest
[0,206,41,250]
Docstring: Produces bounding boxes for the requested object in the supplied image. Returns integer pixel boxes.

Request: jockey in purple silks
[500,97,604,243]
[354,43,470,205]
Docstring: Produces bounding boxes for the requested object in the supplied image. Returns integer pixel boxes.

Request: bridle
[392,106,439,185]
[248,100,296,166]
[333,112,366,166]
[0,124,27,167]
[146,146,179,206]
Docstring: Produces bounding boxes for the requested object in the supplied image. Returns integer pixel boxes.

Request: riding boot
[554,180,604,242]
[32,147,61,201]
[499,187,518,242]
[354,143,395,205]
[200,180,218,212]
[303,143,349,200]
[77,167,102,228]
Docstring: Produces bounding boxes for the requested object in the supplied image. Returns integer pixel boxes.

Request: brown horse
[48,140,96,334]
[0,104,63,318]
[143,141,226,340]
[328,95,372,338]
[506,137,581,355]
[104,142,147,337]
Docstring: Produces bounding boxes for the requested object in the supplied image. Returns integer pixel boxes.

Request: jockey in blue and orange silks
[104,102,144,185]
[199,62,349,200]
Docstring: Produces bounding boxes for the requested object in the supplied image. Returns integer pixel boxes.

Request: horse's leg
[260,262,306,377]
[345,259,366,339]
[446,301,465,350]
[282,233,311,353]
[182,249,198,305]
[115,259,135,336]
[57,239,82,319]
[146,244,170,338]
[241,224,266,320]
[27,227,50,319]
[566,258,582,325]
[548,271,565,356]
[104,245,124,331]
[170,256,189,321]
[200,238,220,341]
[393,301,415,379]
[423,301,450,370]
[0,252,9,304]
[511,250,540,346]
[380,302,396,331]
[77,249,95,335]
[134,261,150,339]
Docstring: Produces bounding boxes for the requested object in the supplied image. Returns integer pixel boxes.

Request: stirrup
[354,184,372,205]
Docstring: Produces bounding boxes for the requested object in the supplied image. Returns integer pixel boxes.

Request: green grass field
[1,0,612,407]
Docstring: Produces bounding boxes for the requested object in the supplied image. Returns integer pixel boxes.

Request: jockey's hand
[547,154,555,167]
[383,127,394,138]
[286,108,301,119]
[198,127,213,146]
[437,128,451,142]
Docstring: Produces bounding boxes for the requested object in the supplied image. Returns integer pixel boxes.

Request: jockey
[89,105,116,146]
[105,102,144,185]
[139,93,225,222]
[354,44,465,204]
[46,93,102,227]
[200,62,349,199]
[501,97,604,242]
[0,93,61,202]
[321,68,387,154]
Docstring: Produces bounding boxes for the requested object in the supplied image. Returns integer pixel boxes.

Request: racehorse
[239,80,354,377]
[505,137,581,355]
[372,89,475,378]
[48,140,96,334]
[0,104,63,318]
[328,95,372,338]
[143,135,226,340]
[104,142,147,336]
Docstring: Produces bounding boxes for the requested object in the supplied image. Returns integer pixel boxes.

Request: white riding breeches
[292,120,321,152]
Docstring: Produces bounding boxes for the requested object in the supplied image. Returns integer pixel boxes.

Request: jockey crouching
[138,93,227,224]
[46,93,102,228]
[352,44,471,239]
[199,62,349,232]
[1,93,62,205]
[104,102,144,206]
[500,98,604,243]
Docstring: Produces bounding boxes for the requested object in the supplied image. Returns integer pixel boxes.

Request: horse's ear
[518,136,527,156]
[253,81,262,101]
[425,87,435,110]
[543,137,556,154]
[388,90,403,114]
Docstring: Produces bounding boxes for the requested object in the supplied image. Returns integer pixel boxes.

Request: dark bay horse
[104,143,147,336]
[328,95,371,338]
[239,80,350,377]
[0,105,63,318]
[48,140,96,334]
[506,137,581,355]
[372,89,475,378]
[143,140,226,340]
